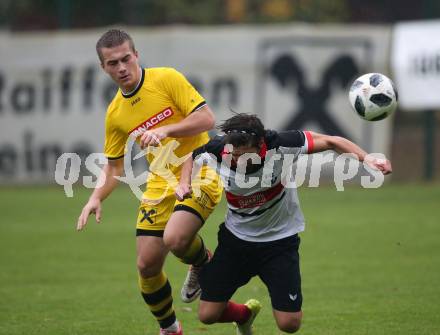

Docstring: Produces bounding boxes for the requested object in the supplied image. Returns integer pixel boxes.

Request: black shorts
[200,223,302,312]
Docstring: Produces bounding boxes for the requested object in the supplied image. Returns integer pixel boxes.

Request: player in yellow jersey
[76,29,222,335]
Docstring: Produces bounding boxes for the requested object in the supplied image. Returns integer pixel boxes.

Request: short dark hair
[96,29,136,63]
[218,113,265,148]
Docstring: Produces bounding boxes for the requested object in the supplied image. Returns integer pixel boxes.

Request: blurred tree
[0,0,10,27]
[347,0,440,22]
[294,0,349,22]
[58,0,71,28]
[243,0,349,23]
[70,0,122,28]
[422,0,440,19]
[122,0,158,25]
[1,0,439,30]
[260,0,294,21]
[160,0,224,25]
[9,0,58,30]
[225,0,247,23]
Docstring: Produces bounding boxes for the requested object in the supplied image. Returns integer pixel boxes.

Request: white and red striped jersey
[192,130,314,242]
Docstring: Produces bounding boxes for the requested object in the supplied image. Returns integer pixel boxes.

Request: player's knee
[163,233,190,255]
[278,322,301,333]
[276,311,302,334]
[276,313,302,333]
[198,304,223,325]
[136,257,159,277]
[136,258,148,275]
[198,309,219,325]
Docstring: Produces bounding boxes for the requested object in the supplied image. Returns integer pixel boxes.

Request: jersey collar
[121,67,145,99]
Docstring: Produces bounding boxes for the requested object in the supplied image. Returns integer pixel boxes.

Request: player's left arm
[308,131,392,174]
[158,104,215,138]
[175,136,223,201]
[175,155,194,201]
[139,105,215,149]
[139,68,215,148]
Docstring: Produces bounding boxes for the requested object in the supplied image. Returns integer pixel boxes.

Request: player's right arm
[77,158,124,231]
[175,155,194,201]
[175,135,224,201]
[78,99,128,230]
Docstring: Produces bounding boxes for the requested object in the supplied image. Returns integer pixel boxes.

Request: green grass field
[1,184,439,335]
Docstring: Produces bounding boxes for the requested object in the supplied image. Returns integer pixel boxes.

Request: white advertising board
[392,20,440,110]
[0,25,391,183]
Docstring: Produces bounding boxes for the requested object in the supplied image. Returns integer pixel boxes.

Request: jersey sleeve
[276,130,314,154]
[104,114,128,160]
[160,68,206,116]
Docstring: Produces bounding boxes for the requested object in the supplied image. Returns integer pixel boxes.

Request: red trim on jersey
[128,107,174,135]
[304,131,314,153]
[225,182,284,209]
[259,142,267,158]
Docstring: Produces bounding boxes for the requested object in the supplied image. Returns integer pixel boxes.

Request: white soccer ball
[348,73,398,121]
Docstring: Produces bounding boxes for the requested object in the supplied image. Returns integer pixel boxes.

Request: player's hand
[139,128,168,149]
[175,183,192,201]
[364,156,392,175]
[77,198,102,231]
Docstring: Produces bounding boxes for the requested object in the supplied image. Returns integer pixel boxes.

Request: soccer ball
[348,73,398,121]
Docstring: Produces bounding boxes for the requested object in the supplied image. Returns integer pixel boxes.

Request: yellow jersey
[104,67,212,198]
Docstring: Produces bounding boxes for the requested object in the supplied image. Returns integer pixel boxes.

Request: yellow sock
[139,271,176,329]
[179,234,208,266]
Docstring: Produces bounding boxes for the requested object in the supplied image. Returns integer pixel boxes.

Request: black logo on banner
[270,54,358,137]
[256,38,371,139]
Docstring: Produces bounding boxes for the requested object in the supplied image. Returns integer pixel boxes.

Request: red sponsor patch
[129,107,174,137]
[225,182,284,208]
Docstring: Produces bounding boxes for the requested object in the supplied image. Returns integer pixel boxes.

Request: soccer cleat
[159,321,183,335]
[180,265,201,303]
[180,250,212,303]
[234,299,262,335]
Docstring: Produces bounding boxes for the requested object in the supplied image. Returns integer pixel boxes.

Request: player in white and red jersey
[176,113,392,335]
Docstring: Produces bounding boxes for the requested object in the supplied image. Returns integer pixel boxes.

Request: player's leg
[198,300,257,325]
[137,235,183,334]
[163,210,204,260]
[164,179,222,303]
[163,209,209,303]
[136,197,182,335]
[198,301,228,324]
[198,223,261,334]
[258,234,302,333]
[272,310,302,334]
[164,176,222,261]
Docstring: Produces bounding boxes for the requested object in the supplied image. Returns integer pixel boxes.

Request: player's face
[100,41,140,92]
[230,145,260,164]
